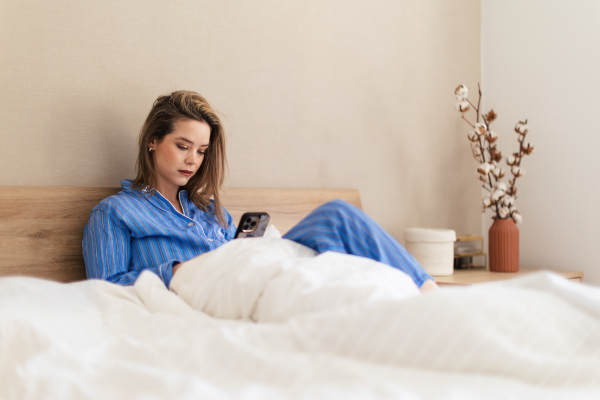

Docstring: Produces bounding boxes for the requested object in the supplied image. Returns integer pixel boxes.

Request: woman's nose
[186,152,201,166]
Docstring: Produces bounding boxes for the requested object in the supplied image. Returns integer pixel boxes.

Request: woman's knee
[313,199,357,216]
[305,199,363,230]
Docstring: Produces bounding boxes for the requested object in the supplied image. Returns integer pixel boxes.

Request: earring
[149,148,153,152]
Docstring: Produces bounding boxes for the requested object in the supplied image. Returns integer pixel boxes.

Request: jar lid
[404,228,457,243]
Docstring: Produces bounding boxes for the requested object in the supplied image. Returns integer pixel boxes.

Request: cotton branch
[453,84,534,223]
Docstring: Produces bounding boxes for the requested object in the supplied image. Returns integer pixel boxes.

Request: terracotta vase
[488,218,519,272]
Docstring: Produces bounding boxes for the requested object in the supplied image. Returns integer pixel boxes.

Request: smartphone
[234,212,270,239]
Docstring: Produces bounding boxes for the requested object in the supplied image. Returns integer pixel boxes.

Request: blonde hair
[132,90,228,226]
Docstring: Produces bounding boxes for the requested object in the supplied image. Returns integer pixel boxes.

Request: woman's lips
[179,170,193,177]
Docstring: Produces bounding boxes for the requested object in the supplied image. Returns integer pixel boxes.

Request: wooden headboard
[0,187,361,283]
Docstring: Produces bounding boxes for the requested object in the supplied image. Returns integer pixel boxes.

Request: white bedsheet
[1,237,600,399]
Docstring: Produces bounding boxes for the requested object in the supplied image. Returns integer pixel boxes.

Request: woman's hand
[172,262,183,276]
[420,279,439,293]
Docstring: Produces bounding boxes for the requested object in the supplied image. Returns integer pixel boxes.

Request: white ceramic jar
[404,228,457,276]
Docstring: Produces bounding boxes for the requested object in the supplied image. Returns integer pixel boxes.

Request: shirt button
[187,222,194,227]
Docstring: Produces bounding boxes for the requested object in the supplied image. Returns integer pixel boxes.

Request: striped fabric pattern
[83,180,432,289]
[283,200,434,288]
[82,179,236,287]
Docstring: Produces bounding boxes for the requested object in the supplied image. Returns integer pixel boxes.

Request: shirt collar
[120,179,187,196]
[120,179,146,194]
[121,179,191,218]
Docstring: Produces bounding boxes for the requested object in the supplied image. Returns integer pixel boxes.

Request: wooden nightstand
[434,268,584,286]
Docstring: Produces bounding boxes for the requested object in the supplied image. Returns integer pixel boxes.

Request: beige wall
[482,0,600,285]
[0,0,481,243]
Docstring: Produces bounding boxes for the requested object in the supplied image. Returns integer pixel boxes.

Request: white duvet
[1,237,600,399]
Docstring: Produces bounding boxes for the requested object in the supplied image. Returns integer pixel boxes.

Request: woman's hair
[132,90,228,227]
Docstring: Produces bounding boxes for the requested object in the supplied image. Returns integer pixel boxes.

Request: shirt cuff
[414,272,435,288]
[158,259,180,288]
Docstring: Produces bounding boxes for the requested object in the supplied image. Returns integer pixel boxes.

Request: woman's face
[149,118,211,196]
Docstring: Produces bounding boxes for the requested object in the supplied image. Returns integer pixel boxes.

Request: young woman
[82,91,438,292]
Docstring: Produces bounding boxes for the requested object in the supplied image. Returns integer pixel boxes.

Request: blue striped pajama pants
[283,199,433,288]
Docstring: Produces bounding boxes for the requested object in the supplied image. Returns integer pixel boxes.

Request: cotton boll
[498,207,509,219]
[493,167,506,179]
[523,142,535,155]
[475,123,487,135]
[515,121,529,135]
[477,163,492,175]
[485,109,497,123]
[511,167,525,177]
[455,101,470,112]
[507,155,516,166]
[490,147,503,163]
[455,84,469,100]
[503,196,515,207]
[495,182,507,192]
[482,196,492,207]
[491,190,503,202]
[468,131,478,142]
[485,130,498,143]
[512,212,522,224]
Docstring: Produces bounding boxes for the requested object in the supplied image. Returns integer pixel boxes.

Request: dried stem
[466,99,478,111]
[476,83,482,123]
[507,119,528,198]
[462,115,475,128]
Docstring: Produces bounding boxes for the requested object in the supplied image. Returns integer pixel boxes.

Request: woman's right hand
[172,261,183,276]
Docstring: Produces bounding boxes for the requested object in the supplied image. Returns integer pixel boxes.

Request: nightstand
[434,268,584,286]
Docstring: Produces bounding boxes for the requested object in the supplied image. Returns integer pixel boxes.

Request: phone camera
[242,216,259,232]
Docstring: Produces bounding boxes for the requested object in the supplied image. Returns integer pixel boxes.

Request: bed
[1,186,600,399]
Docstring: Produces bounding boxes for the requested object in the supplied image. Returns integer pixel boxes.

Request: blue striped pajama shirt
[82,179,433,288]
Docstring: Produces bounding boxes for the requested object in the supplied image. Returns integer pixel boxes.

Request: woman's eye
[198,151,205,155]
[177,145,187,150]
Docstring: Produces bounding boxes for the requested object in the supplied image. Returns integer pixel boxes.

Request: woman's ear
[148,137,156,151]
